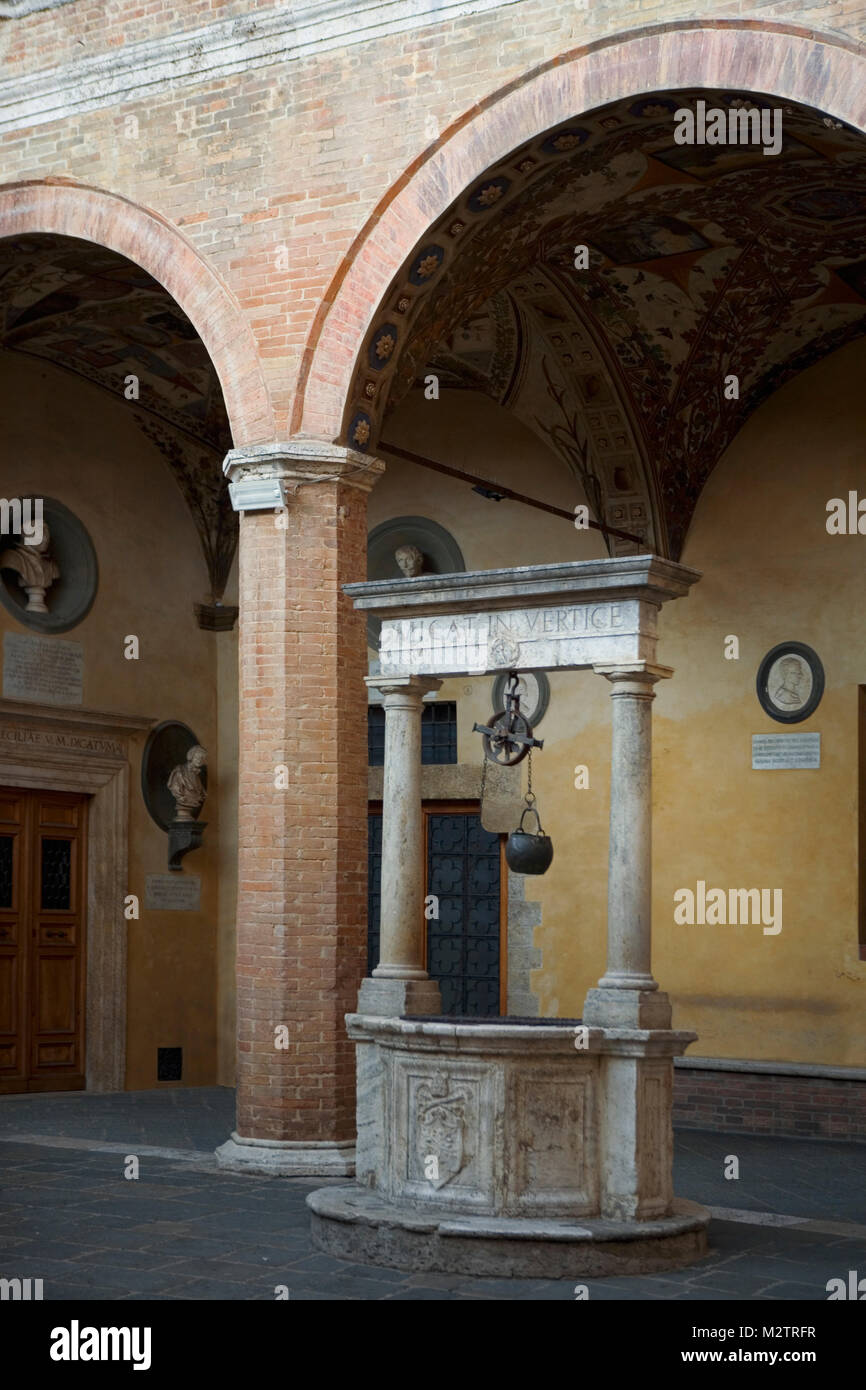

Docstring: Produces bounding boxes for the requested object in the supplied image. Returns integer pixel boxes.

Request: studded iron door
[366,803,505,1015]
[0,788,88,1093]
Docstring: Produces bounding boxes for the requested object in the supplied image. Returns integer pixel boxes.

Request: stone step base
[307,1187,710,1277]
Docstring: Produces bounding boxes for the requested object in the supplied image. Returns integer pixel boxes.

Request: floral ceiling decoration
[346,91,866,558]
[0,233,235,603]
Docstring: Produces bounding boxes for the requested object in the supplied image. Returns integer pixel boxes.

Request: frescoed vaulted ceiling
[0,234,236,602]
[346,91,866,559]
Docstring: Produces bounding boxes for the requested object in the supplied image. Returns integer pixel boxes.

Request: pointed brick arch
[0,179,273,446]
[295,19,866,443]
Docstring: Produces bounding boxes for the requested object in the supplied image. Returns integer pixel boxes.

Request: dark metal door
[366,804,504,1016]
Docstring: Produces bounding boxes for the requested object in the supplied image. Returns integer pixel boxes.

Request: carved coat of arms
[490,632,521,668]
[415,1077,470,1189]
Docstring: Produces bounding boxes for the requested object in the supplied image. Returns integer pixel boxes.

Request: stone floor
[0,1087,864,1300]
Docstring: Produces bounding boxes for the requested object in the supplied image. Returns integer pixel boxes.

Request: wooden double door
[0,787,88,1092]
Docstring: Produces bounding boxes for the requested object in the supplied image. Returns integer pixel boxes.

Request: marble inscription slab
[0,724,124,759]
[2,632,83,705]
[752,732,821,770]
[145,874,202,911]
[379,599,651,676]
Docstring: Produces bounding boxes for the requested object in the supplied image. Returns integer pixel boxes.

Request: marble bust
[395,543,424,578]
[167,745,207,822]
[0,523,60,613]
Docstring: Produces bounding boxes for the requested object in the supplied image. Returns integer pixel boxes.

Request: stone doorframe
[0,699,154,1092]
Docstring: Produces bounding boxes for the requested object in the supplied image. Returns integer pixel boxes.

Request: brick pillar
[216,439,383,1176]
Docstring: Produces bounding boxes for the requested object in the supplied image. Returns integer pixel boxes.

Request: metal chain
[479,748,488,815]
[525,746,535,806]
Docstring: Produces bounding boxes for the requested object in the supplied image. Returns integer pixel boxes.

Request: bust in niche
[395,543,425,578]
[0,523,60,613]
[167,745,208,822]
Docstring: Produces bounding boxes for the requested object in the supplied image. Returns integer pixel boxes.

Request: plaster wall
[0,350,229,1088]
[379,343,866,1065]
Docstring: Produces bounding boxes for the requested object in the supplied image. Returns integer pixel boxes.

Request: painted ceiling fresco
[0,234,235,600]
[347,91,866,558]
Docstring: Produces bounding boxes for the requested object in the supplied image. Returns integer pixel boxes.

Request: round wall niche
[142,721,208,832]
[366,515,465,649]
[0,496,98,634]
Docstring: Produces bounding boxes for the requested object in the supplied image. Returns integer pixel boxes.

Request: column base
[357,975,442,1017]
[583,987,672,1029]
[215,1132,355,1177]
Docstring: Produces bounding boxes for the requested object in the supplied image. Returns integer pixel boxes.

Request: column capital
[365,675,442,702]
[593,661,673,687]
[223,437,385,507]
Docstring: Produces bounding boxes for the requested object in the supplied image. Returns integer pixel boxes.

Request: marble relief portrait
[757,643,824,724]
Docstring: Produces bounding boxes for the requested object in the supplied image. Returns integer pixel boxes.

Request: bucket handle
[518,805,545,836]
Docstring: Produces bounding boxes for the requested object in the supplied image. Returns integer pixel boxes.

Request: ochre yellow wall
[0,350,233,1089]
[657,338,866,1064]
[381,347,866,1065]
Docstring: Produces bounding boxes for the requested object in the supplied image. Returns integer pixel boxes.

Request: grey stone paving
[0,1085,233,1153]
[0,1088,864,1300]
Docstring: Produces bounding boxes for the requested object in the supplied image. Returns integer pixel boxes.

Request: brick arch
[0,179,273,446]
[295,19,866,443]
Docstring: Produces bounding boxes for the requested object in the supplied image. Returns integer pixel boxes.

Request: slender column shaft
[371,676,441,979]
[603,672,657,988]
[584,661,672,1030]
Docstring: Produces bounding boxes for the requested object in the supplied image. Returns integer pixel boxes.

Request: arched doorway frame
[295,19,866,443]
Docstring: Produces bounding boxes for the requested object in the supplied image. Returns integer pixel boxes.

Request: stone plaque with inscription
[2,632,83,706]
[145,874,202,911]
[379,599,653,677]
[752,733,821,770]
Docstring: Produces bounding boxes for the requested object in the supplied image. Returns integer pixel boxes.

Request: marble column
[584,661,672,1030]
[357,675,442,1017]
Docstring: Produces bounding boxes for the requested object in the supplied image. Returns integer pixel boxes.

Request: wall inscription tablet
[145,874,202,911]
[2,631,83,705]
[752,733,821,770]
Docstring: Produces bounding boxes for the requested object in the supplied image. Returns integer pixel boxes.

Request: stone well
[308,1015,708,1276]
[308,557,710,1275]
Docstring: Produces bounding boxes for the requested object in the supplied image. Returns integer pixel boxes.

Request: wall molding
[0,0,522,136]
[0,0,74,17]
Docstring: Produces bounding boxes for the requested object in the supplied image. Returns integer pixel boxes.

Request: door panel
[426,811,503,1017]
[0,792,26,1091]
[0,788,87,1093]
[366,801,505,1017]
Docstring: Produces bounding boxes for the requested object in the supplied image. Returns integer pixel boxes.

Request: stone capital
[364,675,442,704]
[593,660,673,690]
[223,437,385,495]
